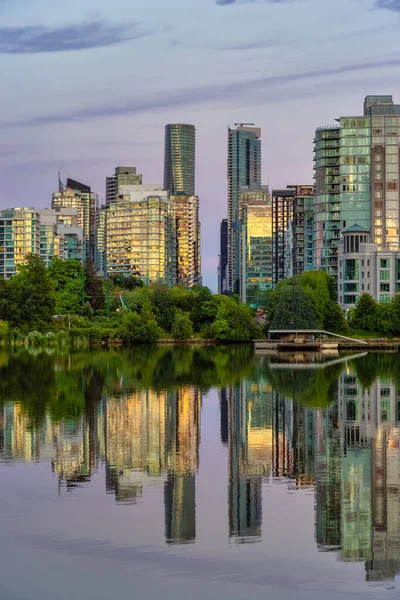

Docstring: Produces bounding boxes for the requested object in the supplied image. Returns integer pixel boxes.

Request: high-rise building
[218,219,229,295]
[105,167,143,207]
[52,177,98,263]
[164,124,196,196]
[272,188,294,286]
[313,126,341,279]
[37,208,83,266]
[0,207,40,278]
[238,185,273,304]
[287,185,315,276]
[227,125,262,293]
[171,194,201,287]
[106,185,176,286]
[314,95,400,284]
[95,205,107,275]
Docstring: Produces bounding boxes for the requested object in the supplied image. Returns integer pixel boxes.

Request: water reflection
[2,348,400,584]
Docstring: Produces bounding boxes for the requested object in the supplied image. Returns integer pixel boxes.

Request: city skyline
[1,0,400,288]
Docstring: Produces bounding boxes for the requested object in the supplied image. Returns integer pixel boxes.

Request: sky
[1,0,400,289]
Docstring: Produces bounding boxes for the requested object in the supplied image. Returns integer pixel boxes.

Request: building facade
[52,178,98,263]
[218,219,229,295]
[105,167,142,207]
[170,194,201,287]
[38,208,83,266]
[227,125,262,293]
[315,95,400,284]
[238,185,272,304]
[164,124,196,196]
[289,185,315,276]
[0,207,40,278]
[313,126,341,279]
[272,188,294,286]
[106,188,176,286]
[338,224,400,309]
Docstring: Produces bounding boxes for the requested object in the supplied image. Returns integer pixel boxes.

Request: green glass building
[164,124,196,196]
[228,125,262,293]
[313,126,341,278]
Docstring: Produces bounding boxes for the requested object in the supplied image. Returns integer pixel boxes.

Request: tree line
[0,254,263,343]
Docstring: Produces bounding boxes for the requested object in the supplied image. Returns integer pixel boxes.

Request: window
[344,283,359,292]
[362,284,365,291]
[344,259,359,280]
[344,295,358,305]
[367,260,370,266]
[380,283,390,292]
[381,258,390,268]
[380,294,390,303]
[380,270,390,280]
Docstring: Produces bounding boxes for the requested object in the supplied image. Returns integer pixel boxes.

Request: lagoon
[0,347,399,599]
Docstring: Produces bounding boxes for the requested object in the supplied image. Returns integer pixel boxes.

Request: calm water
[1,347,400,599]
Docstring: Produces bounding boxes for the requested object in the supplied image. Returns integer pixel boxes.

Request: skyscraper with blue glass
[227,125,261,293]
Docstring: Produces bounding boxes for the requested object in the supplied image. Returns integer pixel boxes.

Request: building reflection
[4,357,400,580]
[228,380,272,543]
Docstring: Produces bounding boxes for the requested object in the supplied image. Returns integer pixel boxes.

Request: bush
[27,331,44,345]
[119,310,162,344]
[172,310,193,340]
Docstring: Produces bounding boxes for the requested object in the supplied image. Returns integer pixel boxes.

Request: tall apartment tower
[170,194,201,287]
[52,177,98,263]
[164,124,196,196]
[272,188,294,286]
[105,167,142,207]
[227,125,261,293]
[238,185,272,304]
[314,95,400,283]
[218,219,229,294]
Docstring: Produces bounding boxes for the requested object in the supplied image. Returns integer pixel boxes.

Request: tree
[324,300,347,333]
[351,293,378,332]
[299,270,333,328]
[7,254,56,333]
[210,296,263,341]
[172,310,193,339]
[270,285,318,330]
[48,257,84,315]
[84,259,104,311]
[119,301,162,343]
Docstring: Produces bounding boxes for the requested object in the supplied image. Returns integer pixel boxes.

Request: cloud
[216,0,300,4]
[376,0,400,9]
[3,57,400,128]
[0,21,152,54]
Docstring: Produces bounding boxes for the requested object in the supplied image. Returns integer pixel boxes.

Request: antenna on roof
[234,122,255,127]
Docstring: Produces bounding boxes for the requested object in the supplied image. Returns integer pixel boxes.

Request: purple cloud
[0,21,152,54]
[376,0,400,9]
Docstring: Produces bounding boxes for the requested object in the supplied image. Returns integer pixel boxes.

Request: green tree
[84,259,104,311]
[7,254,56,333]
[172,310,193,339]
[351,293,378,332]
[270,285,318,330]
[48,257,84,315]
[210,296,262,341]
[119,301,162,343]
[324,300,347,333]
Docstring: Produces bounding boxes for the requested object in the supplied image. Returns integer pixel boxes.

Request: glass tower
[227,125,261,293]
[313,126,341,278]
[164,124,196,196]
[238,185,272,304]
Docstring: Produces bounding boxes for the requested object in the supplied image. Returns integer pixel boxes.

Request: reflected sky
[1,348,400,598]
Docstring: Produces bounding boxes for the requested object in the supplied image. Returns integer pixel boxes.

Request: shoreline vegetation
[0,254,400,347]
